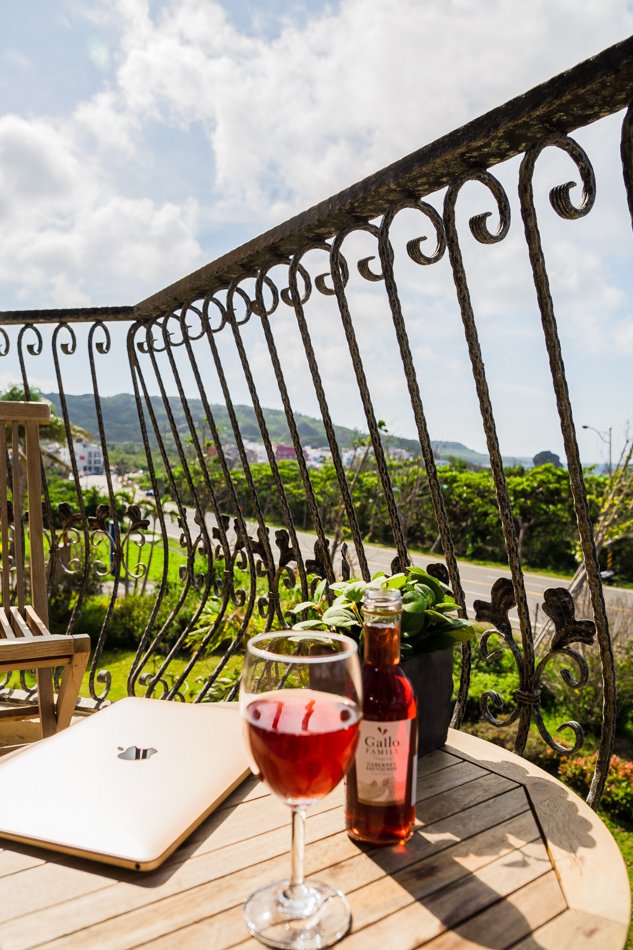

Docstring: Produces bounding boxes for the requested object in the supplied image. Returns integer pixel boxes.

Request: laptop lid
[0,697,251,871]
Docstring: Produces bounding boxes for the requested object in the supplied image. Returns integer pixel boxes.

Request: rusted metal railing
[2,37,633,807]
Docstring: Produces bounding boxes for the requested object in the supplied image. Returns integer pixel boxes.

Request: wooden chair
[0,401,90,740]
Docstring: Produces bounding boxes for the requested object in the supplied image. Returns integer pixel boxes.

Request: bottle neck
[363,618,401,666]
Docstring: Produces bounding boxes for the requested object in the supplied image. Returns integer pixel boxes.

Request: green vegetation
[160,456,628,580]
[291,568,475,655]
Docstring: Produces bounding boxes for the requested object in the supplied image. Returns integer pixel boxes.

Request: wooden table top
[0,729,629,949]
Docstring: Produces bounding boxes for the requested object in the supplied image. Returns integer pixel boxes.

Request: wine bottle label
[355,719,411,806]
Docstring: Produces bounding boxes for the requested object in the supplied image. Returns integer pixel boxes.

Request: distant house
[303,446,330,467]
[387,447,414,462]
[275,444,297,461]
[57,439,104,475]
[244,441,268,464]
[275,444,310,462]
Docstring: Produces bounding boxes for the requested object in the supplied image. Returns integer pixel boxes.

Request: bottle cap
[362,587,402,611]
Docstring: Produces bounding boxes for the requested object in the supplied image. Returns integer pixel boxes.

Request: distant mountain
[41,392,530,468]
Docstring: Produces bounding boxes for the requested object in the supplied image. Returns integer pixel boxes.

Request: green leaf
[290,601,322,615]
[402,596,430,615]
[384,573,407,589]
[422,615,474,642]
[339,581,368,603]
[403,586,433,611]
[424,608,455,626]
[321,606,359,629]
[293,619,328,630]
[313,578,328,602]
[405,567,448,602]
[330,580,358,593]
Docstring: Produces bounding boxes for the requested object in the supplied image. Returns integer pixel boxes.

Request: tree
[507,464,577,570]
[569,430,633,602]
[0,384,92,459]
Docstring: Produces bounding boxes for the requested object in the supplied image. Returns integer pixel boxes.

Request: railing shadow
[351,755,596,948]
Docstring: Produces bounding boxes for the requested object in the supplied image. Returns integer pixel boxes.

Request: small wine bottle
[345,587,418,845]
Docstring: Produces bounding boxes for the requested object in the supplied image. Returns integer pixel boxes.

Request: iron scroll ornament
[474,578,595,756]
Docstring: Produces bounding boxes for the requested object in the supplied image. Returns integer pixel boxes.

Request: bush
[558,753,633,822]
[70,586,199,651]
[461,646,520,723]
[545,639,633,740]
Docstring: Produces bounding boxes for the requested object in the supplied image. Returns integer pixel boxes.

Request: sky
[0,0,632,464]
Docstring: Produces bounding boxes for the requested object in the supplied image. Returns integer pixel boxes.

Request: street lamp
[582,424,613,477]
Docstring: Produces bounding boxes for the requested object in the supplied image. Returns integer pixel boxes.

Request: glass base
[244,879,352,949]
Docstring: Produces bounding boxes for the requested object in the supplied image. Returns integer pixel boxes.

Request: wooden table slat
[511,909,630,950]
[339,839,553,949]
[143,809,544,950]
[451,731,631,931]
[421,870,567,949]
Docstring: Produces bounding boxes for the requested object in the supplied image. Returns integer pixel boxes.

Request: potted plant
[290,565,475,755]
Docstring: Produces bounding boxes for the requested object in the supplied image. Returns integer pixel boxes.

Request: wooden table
[0,730,629,949]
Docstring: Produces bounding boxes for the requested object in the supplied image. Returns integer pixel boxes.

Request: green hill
[41,392,529,468]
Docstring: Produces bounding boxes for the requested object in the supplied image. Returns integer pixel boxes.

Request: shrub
[545,639,633,739]
[558,753,633,822]
[69,586,199,652]
[461,646,520,723]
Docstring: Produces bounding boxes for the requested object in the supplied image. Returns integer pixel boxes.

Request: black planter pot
[403,647,454,756]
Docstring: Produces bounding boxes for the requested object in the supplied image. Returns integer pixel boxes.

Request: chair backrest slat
[0,609,14,639]
[0,425,9,609]
[0,402,50,617]
[25,420,48,625]
[11,422,25,616]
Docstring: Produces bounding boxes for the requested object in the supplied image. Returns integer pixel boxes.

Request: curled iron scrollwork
[474,576,595,756]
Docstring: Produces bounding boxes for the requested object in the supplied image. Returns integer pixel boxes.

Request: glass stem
[287,804,307,899]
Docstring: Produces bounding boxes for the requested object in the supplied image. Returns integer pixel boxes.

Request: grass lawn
[6,649,244,705]
[82,649,244,702]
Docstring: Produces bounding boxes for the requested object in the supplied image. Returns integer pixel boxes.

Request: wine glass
[240,630,362,949]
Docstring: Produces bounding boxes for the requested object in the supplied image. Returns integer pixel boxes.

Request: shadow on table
[360,756,596,949]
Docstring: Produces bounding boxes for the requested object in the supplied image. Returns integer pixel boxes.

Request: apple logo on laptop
[117,745,158,761]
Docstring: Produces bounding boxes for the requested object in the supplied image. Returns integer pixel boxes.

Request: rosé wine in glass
[240,631,362,950]
[244,689,360,802]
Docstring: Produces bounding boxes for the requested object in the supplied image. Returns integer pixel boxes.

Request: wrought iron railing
[3,37,633,807]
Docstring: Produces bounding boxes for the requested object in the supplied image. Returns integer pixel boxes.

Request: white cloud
[0,113,203,305]
[73,91,139,155]
[89,0,633,222]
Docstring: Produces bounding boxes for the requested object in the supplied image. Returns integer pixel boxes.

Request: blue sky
[0,0,632,463]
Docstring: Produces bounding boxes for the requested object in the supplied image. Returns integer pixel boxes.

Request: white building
[57,439,104,475]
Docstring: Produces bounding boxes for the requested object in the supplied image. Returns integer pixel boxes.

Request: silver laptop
[0,697,250,870]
